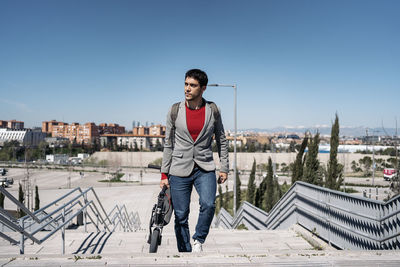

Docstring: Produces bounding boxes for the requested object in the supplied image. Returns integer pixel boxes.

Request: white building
[44,137,69,148]
[46,154,69,164]
[0,128,46,146]
[77,153,90,160]
[117,136,164,150]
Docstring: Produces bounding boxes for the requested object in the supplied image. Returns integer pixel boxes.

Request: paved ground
[2,168,400,266]
[1,232,400,266]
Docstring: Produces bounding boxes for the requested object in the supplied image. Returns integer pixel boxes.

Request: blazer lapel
[180,101,195,143]
[194,100,211,145]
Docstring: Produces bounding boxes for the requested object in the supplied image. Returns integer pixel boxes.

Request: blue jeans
[169,167,217,252]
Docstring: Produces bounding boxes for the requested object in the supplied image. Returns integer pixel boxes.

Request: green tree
[264,157,275,212]
[303,133,323,186]
[255,176,266,209]
[34,185,40,211]
[235,169,242,211]
[18,183,26,218]
[326,113,343,190]
[224,184,230,210]
[246,159,256,204]
[248,142,256,152]
[359,156,373,176]
[262,143,268,152]
[217,185,223,213]
[291,136,308,184]
[289,141,296,152]
[272,178,281,205]
[155,139,163,151]
[351,160,360,173]
[281,163,289,175]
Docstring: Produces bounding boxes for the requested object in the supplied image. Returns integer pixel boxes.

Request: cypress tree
[218,185,223,212]
[264,157,275,212]
[254,187,261,208]
[292,136,308,184]
[272,178,281,206]
[0,192,4,209]
[224,184,230,210]
[326,114,344,190]
[34,185,40,211]
[255,177,266,209]
[18,183,25,218]
[235,169,242,211]
[246,159,257,204]
[303,133,323,186]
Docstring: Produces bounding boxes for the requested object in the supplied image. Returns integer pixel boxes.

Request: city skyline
[1,0,399,130]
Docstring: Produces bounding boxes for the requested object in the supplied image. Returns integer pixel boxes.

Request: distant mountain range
[238,126,399,137]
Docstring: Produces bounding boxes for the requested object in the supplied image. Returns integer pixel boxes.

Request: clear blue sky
[1,0,399,131]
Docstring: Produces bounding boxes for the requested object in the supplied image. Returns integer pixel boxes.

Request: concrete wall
[90,151,392,172]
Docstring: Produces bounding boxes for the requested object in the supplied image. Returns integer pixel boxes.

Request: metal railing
[0,186,140,254]
[213,181,400,250]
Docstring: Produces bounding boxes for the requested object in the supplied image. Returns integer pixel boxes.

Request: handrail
[21,187,81,220]
[81,188,113,226]
[214,181,400,250]
[0,186,140,254]
[0,187,40,223]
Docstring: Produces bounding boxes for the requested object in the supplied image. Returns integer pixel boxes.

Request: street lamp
[371,129,380,187]
[208,83,238,215]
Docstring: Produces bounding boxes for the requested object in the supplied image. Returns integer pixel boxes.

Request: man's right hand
[160,179,169,189]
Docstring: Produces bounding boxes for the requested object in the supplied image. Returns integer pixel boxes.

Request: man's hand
[218,172,228,184]
[160,179,170,189]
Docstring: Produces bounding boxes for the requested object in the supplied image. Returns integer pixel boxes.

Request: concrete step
[0,228,313,255]
[2,228,400,266]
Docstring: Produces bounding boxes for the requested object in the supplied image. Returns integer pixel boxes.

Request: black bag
[161,187,173,225]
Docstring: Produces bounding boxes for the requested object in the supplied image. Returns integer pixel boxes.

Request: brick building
[43,121,125,144]
[42,120,67,134]
[52,122,99,144]
[133,125,165,136]
[0,120,24,130]
[98,123,125,135]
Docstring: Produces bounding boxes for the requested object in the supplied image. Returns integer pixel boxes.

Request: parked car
[0,177,9,187]
[0,168,7,176]
[384,168,398,181]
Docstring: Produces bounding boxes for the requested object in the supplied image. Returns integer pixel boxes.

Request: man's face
[184,77,206,102]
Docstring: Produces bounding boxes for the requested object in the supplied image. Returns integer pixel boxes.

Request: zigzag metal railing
[213,181,400,250]
[0,186,141,254]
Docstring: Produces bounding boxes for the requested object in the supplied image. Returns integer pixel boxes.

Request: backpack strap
[207,101,221,129]
[170,102,180,127]
[169,100,220,142]
[169,102,180,147]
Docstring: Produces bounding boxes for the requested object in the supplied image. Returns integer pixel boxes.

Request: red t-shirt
[161,104,205,180]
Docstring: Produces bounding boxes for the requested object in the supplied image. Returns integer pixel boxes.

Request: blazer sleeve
[214,109,229,173]
[161,107,173,174]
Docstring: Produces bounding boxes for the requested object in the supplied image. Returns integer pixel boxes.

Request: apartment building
[133,125,165,136]
[100,133,164,151]
[52,122,99,144]
[98,123,125,135]
[45,121,125,144]
[42,120,67,134]
[0,120,24,130]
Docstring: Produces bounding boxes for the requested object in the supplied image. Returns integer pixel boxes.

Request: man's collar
[186,98,206,110]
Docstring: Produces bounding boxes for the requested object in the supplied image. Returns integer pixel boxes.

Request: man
[160,69,229,252]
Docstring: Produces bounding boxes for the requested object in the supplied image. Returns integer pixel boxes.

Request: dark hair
[185,69,208,87]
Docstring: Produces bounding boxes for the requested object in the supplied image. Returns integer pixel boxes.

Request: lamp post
[208,83,238,215]
[371,129,380,187]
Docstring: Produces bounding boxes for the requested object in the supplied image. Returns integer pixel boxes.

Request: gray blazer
[161,100,229,177]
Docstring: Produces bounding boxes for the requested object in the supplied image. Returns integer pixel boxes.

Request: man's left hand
[218,172,228,184]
